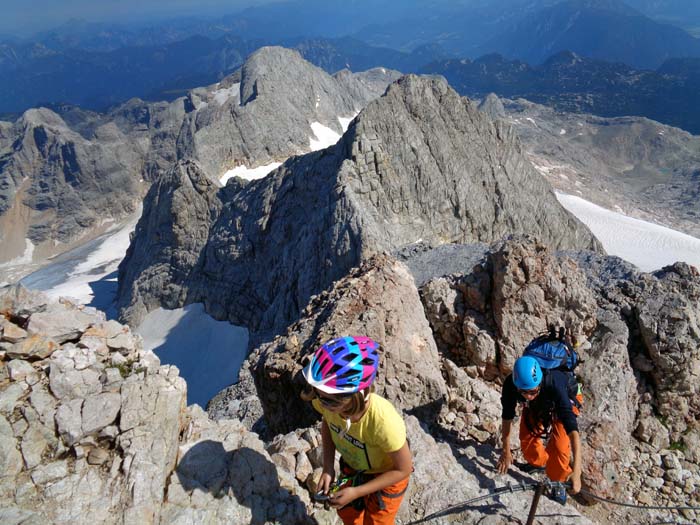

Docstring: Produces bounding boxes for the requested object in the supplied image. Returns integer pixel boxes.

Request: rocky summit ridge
[0,47,398,278]
[116,74,602,333]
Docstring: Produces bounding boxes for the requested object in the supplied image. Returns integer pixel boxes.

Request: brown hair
[301,386,375,418]
[338,387,374,418]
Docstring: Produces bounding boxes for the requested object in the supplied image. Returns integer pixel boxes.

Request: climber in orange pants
[497,356,583,505]
[518,391,583,483]
[301,336,412,525]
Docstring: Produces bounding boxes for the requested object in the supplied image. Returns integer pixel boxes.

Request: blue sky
[0,0,278,37]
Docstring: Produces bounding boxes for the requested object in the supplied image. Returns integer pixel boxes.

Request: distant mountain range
[423,51,700,134]
[3,0,700,117]
[0,35,261,114]
[475,0,700,69]
[0,35,442,116]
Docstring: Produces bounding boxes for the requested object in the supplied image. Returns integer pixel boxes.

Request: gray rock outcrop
[210,254,448,436]
[422,236,598,378]
[0,47,398,280]
[0,285,315,524]
[478,92,506,121]
[117,74,602,332]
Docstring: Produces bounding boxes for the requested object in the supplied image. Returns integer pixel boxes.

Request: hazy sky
[0,0,279,37]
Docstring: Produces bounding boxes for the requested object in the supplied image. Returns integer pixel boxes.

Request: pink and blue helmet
[302,336,380,394]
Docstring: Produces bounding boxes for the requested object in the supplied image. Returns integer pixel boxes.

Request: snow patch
[559,129,567,135]
[0,239,35,267]
[220,162,282,185]
[338,112,359,132]
[309,122,342,151]
[212,83,240,106]
[525,117,537,127]
[135,304,249,407]
[557,193,700,272]
[41,220,136,305]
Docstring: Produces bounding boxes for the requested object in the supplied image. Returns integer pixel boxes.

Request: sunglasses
[315,390,352,408]
[518,386,540,396]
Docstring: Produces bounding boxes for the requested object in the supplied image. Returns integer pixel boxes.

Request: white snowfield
[135,304,249,407]
[42,219,136,307]
[220,162,282,185]
[557,193,700,272]
[309,121,342,151]
[310,113,357,150]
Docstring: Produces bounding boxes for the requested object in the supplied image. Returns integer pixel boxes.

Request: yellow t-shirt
[312,393,406,474]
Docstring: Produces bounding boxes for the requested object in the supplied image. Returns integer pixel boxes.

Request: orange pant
[519,394,582,482]
[337,476,410,525]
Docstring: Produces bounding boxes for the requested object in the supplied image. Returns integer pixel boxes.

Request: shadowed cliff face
[116,74,602,333]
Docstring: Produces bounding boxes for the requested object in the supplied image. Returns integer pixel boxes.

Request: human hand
[318,471,334,495]
[497,450,512,474]
[329,486,359,508]
[569,469,582,494]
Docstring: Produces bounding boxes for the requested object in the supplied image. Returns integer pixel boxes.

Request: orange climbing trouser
[519,393,583,482]
[337,474,410,525]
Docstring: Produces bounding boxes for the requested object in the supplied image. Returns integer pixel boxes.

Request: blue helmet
[512,356,542,390]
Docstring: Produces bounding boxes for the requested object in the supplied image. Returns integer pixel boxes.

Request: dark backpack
[523,326,581,407]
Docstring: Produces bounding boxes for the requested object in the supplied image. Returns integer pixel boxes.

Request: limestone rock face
[116,160,222,319]
[423,236,598,378]
[636,264,700,441]
[179,46,401,180]
[0,107,144,269]
[578,311,639,498]
[0,285,321,524]
[6,241,700,523]
[0,47,397,276]
[117,74,601,332]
